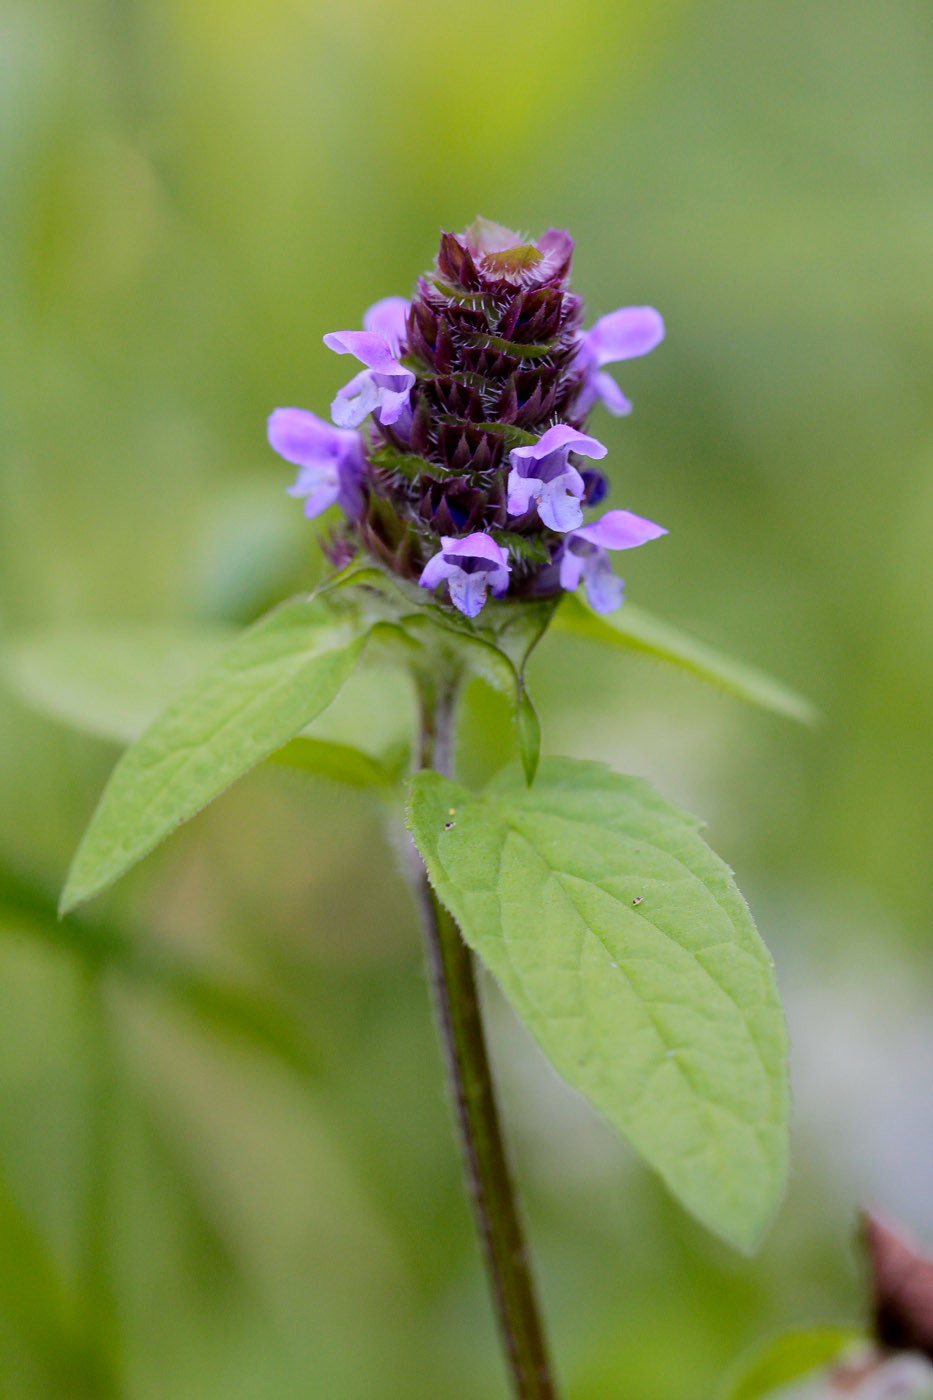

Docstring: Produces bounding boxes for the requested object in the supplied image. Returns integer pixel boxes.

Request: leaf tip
[729,1221,770,1259]
[720,1170,788,1257]
[57,884,80,919]
[59,851,105,918]
[795,697,824,728]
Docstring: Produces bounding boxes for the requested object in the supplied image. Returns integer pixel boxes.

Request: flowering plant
[45,220,820,1399]
[269,217,666,618]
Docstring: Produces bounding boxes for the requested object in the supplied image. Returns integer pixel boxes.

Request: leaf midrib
[106,633,356,808]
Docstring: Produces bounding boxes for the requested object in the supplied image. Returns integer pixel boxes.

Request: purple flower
[418,532,511,618]
[559,509,667,613]
[323,322,415,429]
[268,408,364,519]
[574,306,665,416]
[507,423,608,532]
[361,295,409,354]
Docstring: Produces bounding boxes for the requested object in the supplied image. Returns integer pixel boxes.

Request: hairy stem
[413,673,558,1400]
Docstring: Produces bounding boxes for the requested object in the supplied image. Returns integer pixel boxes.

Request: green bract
[408,760,789,1251]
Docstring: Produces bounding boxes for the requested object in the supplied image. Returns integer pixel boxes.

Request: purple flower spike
[507,423,608,532]
[268,407,364,519]
[559,508,667,613]
[418,532,511,619]
[324,329,415,429]
[270,221,668,605]
[575,306,665,417]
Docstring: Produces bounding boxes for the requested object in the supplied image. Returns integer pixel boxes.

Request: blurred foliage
[716,1327,863,1400]
[1,0,932,1395]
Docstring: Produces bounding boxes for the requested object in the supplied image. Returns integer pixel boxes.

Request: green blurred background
[1,0,932,1395]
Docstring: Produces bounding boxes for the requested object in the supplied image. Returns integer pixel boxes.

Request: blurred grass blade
[2,622,237,745]
[0,860,318,1080]
[718,1326,864,1400]
[0,1173,94,1392]
[555,594,818,724]
[60,597,368,915]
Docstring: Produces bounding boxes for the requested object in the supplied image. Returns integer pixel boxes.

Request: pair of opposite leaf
[11,218,819,1254]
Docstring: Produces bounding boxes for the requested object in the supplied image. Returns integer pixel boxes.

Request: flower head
[269,219,667,617]
[418,533,511,619]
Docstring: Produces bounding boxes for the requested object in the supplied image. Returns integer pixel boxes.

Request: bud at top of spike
[268,218,667,618]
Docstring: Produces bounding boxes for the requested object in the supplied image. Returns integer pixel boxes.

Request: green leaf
[271,736,400,789]
[61,596,368,915]
[516,689,541,786]
[555,594,819,724]
[407,758,789,1251]
[479,596,556,787]
[2,621,410,790]
[396,604,548,781]
[304,566,556,785]
[2,622,237,745]
[454,678,517,790]
[718,1327,864,1400]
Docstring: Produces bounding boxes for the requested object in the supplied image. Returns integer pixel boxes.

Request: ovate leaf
[61,597,367,914]
[3,624,408,791]
[555,594,818,724]
[408,759,789,1251]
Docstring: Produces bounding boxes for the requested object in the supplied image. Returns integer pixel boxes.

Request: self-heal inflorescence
[268,218,667,617]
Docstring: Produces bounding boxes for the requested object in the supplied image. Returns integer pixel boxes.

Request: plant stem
[413,673,558,1400]
[79,970,121,1399]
